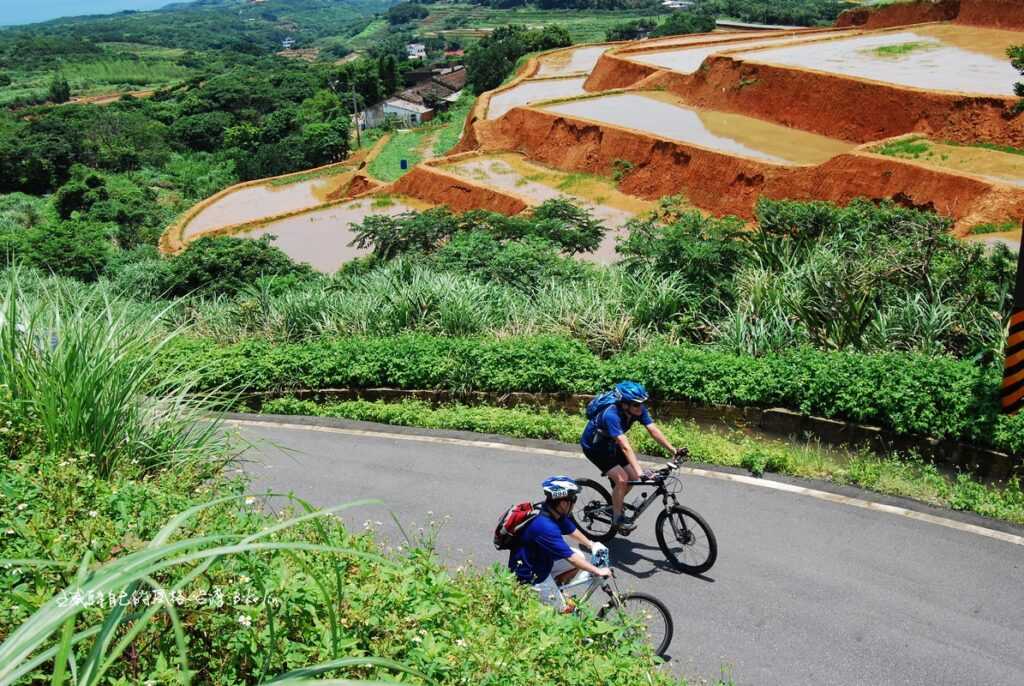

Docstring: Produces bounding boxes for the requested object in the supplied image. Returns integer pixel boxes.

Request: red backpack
[493,501,543,550]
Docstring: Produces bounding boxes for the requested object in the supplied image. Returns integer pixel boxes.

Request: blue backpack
[585,390,618,421]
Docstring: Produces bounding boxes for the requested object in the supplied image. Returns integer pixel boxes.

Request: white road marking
[229,418,1024,547]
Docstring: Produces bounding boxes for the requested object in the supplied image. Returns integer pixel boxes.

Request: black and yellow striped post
[1003,226,1024,414]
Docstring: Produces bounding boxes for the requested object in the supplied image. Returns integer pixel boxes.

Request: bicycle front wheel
[655,505,717,575]
[598,591,674,658]
[573,478,616,542]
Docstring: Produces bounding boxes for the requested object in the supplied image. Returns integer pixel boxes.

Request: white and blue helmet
[542,476,580,501]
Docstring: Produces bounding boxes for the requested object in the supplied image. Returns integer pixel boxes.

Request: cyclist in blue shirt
[509,476,609,612]
[580,381,679,532]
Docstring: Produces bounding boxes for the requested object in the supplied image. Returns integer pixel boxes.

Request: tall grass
[1,268,226,477]
[171,261,698,353]
[0,494,415,686]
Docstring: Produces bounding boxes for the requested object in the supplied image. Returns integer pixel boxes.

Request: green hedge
[171,334,1018,452]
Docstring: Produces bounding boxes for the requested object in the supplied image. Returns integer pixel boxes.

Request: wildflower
[4,529,14,535]
[237,614,252,628]
[16,503,27,511]
[239,575,250,583]
[244,496,256,506]
[456,638,467,647]
[88,510,98,518]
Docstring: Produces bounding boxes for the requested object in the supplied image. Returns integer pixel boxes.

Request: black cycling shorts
[582,441,628,475]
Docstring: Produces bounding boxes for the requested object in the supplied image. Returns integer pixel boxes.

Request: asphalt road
[235,416,1024,686]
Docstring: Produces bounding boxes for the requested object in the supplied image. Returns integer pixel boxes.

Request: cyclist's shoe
[614,514,637,534]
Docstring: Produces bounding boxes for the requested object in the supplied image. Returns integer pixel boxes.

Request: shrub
[172,333,1018,452]
[163,235,315,297]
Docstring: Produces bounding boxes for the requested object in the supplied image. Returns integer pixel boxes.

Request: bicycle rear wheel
[598,591,673,658]
[655,505,717,575]
[573,478,616,542]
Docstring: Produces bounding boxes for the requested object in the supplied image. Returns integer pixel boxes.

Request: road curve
[234,415,1024,686]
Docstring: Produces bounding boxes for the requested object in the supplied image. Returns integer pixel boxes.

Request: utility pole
[350,79,361,149]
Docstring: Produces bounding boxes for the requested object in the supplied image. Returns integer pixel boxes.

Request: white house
[382,97,433,125]
[406,43,427,60]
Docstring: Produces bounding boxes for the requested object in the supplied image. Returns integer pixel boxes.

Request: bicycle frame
[621,477,681,521]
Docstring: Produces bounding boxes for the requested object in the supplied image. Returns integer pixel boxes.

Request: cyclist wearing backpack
[581,381,680,533]
[506,476,610,612]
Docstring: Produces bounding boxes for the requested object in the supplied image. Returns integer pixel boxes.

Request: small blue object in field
[400,159,408,170]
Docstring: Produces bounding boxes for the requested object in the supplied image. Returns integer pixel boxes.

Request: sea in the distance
[1,1,190,27]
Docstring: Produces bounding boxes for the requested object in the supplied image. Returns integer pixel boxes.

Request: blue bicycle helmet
[614,381,648,404]
[542,476,580,501]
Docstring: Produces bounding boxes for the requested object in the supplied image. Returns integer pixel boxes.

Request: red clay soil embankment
[957,0,1024,30]
[585,52,660,92]
[836,0,959,28]
[649,57,1024,147]
[485,106,1024,228]
[389,166,529,215]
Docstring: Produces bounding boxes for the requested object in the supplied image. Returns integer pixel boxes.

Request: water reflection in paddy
[737,26,1021,95]
[237,197,429,273]
[487,77,587,119]
[542,92,854,164]
[628,30,848,74]
[536,45,609,76]
[184,169,353,238]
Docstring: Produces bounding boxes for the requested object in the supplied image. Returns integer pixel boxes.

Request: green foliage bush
[175,332,1018,451]
[161,236,317,298]
[466,24,572,93]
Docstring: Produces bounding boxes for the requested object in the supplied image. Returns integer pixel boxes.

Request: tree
[53,167,109,220]
[164,236,313,297]
[650,11,716,38]
[1011,45,1024,114]
[387,3,429,25]
[28,219,115,282]
[378,55,401,96]
[48,72,71,104]
[300,119,352,166]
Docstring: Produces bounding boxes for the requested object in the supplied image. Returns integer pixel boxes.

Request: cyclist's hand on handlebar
[595,567,612,578]
[674,447,690,461]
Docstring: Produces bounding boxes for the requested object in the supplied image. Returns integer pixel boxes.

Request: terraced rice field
[625,30,852,74]
[536,45,610,76]
[183,168,353,238]
[237,196,431,272]
[736,25,1022,95]
[487,77,588,119]
[875,138,1024,187]
[541,92,855,164]
[441,153,656,262]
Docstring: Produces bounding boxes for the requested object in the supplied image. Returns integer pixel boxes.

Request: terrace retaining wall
[388,165,529,215]
[837,0,960,28]
[631,57,1024,147]
[838,0,1024,30]
[482,107,1024,228]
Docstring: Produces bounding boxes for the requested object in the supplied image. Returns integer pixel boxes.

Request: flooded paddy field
[541,92,855,164]
[963,227,1021,252]
[487,77,587,119]
[736,25,1022,95]
[627,30,852,74]
[441,153,656,262]
[535,45,610,76]
[183,168,353,238]
[875,137,1024,187]
[236,196,430,272]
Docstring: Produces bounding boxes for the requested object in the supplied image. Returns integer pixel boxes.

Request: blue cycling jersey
[508,507,577,584]
[580,403,652,452]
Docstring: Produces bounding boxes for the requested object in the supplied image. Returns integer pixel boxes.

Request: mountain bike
[573,450,718,574]
[558,548,674,658]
